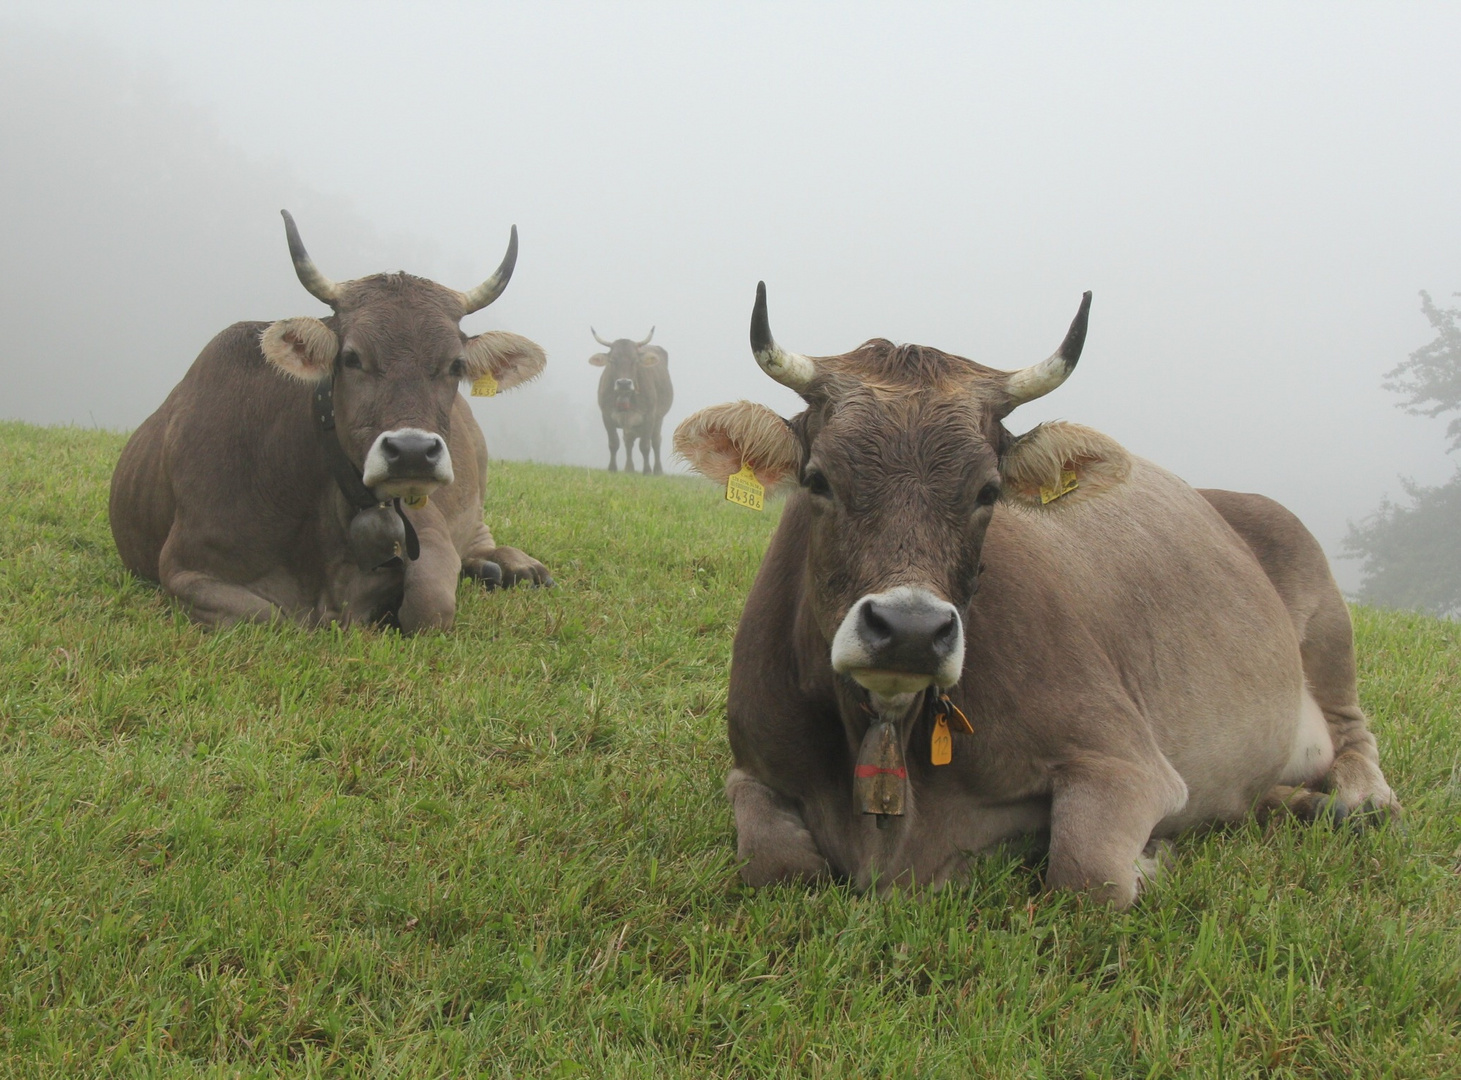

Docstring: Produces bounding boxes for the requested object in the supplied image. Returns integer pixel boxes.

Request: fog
[3,3,1459,588]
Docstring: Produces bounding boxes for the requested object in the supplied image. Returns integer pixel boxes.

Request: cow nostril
[424,439,442,463]
[860,600,893,643]
[381,437,401,462]
[933,612,959,651]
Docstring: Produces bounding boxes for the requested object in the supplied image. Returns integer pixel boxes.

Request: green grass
[1,418,1458,1078]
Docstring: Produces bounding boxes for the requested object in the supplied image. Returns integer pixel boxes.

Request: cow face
[676,285,1128,705]
[259,212,545,502]
[590,329,661,426]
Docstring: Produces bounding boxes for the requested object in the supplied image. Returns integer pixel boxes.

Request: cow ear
[999,421,1132,509]
[260,317,337,382]
[463,331,547,391]
[674,401,802,487]
[638,345,667,367]
[589,353,609,367]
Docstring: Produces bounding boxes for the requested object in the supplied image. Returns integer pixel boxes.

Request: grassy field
[1,419,1458,1078]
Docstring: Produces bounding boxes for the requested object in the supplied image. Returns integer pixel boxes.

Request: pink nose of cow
[380,432,445,476]
[857,595,961,673]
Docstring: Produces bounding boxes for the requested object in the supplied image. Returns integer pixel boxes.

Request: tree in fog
[1345,292,1461,615]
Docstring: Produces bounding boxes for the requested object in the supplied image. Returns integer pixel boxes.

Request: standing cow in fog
[591,328,674,474]
[110,211,552,634]
[674,282,1399,908]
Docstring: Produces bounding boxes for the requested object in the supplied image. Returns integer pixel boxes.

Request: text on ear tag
[1039,466,1079,505]
[471,372,499,397]
[726,463,764,511]
[931,715,952,765]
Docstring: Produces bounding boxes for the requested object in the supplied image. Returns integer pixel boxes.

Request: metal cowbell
[853,720,907,824]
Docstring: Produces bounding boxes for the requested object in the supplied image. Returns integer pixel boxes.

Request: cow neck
[311,375,420,564]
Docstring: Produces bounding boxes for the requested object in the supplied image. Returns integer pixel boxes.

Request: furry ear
[638,345,667,367]
[463,331,547,391]
[259,317,337,382]
[674,401,802,487]
[588,353,609,367]
[1000,421,1132,509]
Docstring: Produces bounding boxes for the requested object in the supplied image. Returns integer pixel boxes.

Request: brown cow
[110,211,551,633]
[674,283,1398,907]
[591,328,674,473]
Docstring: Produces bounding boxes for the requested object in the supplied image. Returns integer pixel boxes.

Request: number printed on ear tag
[931,715,952,766]
[471,372,499,397]
[726,463,764,511]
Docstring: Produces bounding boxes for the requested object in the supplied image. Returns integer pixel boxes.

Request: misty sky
[3,2,1459,588]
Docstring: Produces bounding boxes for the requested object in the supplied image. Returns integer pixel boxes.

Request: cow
[673,283,1400,907]
[590,328,673,474]
[109,211,552,634]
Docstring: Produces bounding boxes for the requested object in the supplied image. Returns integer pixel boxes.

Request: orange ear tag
[726,463,764,511]
[931,715,952,766]
[471,372,499,397]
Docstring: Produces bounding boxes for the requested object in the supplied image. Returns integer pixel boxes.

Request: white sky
[3,1,1460,586]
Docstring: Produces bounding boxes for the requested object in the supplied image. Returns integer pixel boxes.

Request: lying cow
[110,211,551,633]
[590,328,673,474]
[674,283,1399,907]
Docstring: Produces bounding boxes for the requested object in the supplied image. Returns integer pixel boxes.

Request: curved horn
[280,210,342,306]
[750,281,817,392]
[1003,291,1092,408]
[591,327,613,347]
[457,225,519,315]
[636,326,655,347]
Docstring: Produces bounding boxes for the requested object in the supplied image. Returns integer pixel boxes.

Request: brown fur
[110,268,550,633]
[677,329,1396,907]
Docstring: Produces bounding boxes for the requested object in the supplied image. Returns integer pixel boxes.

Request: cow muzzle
[830,586,965,697]
[613,378,636,393]
[361,428,455,499]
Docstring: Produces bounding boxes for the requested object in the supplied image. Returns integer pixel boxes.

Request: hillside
[1,421,1458,1077]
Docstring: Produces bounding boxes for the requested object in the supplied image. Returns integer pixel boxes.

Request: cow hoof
[463,560,504,589]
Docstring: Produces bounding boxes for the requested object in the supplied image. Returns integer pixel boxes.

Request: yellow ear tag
[403,495,428,509]
[1039,467,1079,505]
[726,463,765,511]
[471,372,499,397]
[931,715,952,766]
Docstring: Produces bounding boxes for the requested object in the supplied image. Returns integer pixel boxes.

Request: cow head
[258,211,545,502]
[589,328,663,425]
[676,283,1130,708]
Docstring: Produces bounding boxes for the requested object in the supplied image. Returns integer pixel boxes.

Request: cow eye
[976,481,1000,507]
[340,350,362,370]
[803,468,832,498]
[448,358,467,378]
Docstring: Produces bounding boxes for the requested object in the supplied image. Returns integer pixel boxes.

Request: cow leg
[158,529,287,627]
[650,427,664,475]
[459,521,552,588]
[1046,753,1188,908]
[604,419,621,472]
[398,518,462,633]
[726,768,832,886]
[1269,593,1400,824]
